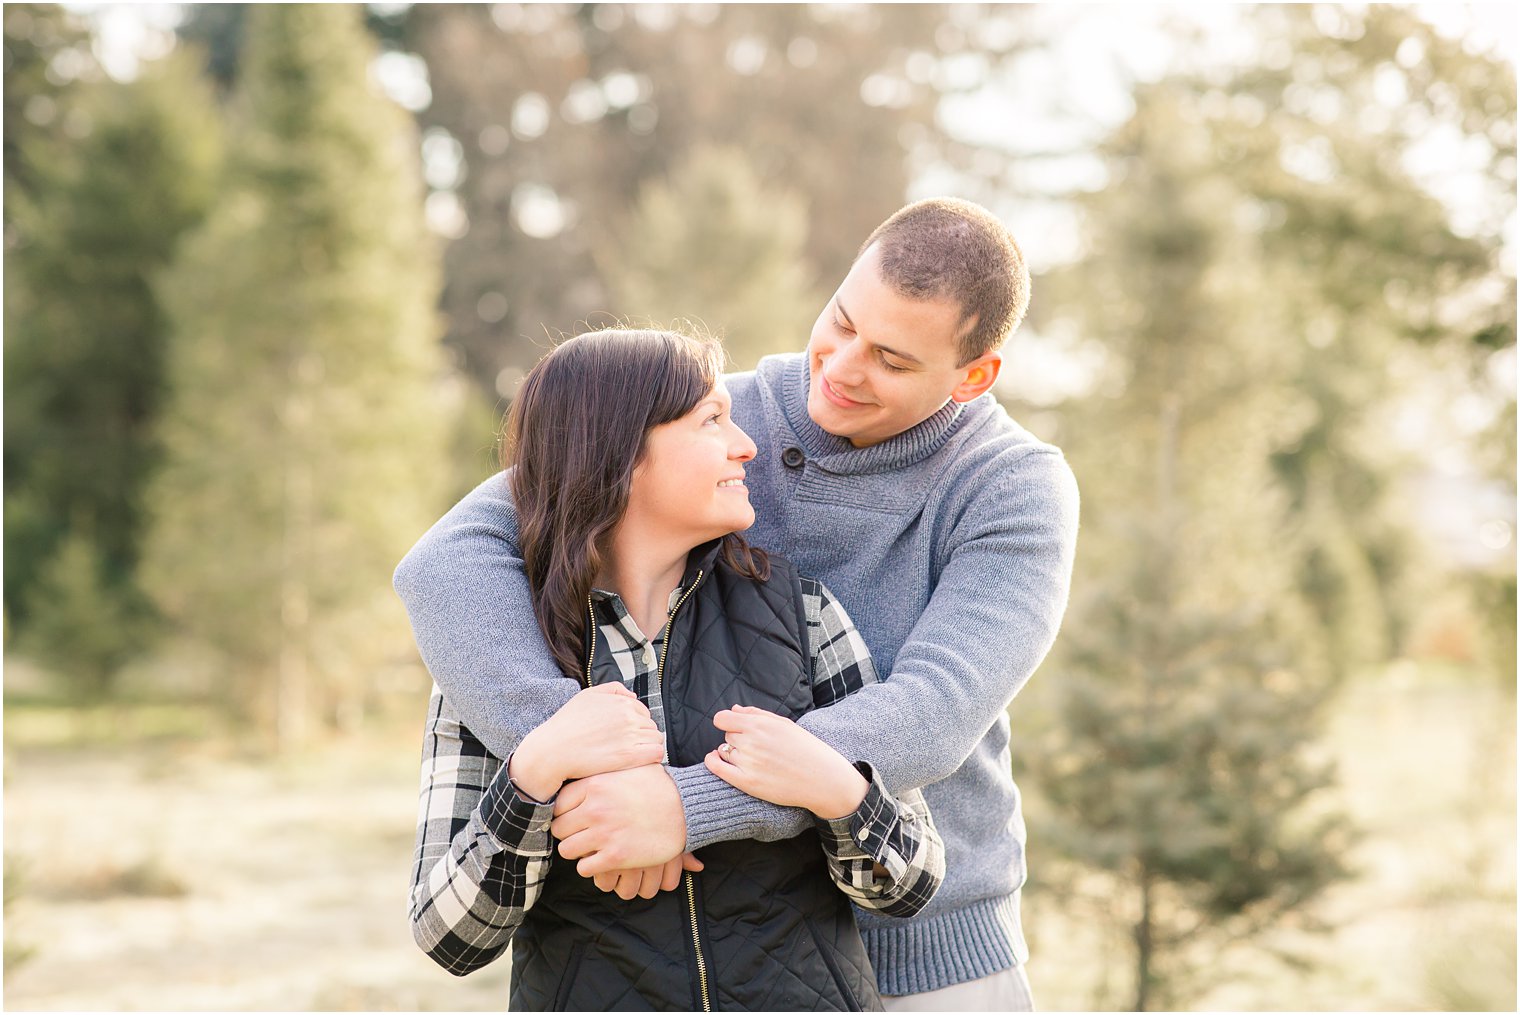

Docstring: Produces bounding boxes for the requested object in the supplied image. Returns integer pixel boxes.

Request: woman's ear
[951,352,1002,403]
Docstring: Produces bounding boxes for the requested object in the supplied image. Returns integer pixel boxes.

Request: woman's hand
[703,704,869,819]
[510,682,664,802]
[592,852,705,900]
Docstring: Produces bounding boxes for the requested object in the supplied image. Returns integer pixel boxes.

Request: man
[395,197,1079,1010]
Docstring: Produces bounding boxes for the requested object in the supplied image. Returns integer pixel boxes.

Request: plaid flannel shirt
[409,577,944,976]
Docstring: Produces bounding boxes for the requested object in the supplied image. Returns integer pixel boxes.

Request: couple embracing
[399,198,1080,1012]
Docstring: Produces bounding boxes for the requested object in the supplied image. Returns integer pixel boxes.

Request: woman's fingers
[705,749,745,788]
[711,708,757,733]
[588,681,634,696]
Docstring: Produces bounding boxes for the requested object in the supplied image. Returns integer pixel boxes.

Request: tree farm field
[3,662,1514,1012]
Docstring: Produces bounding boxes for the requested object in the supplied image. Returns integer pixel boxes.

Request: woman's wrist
[509,729,564,803]
[809,757,870,821]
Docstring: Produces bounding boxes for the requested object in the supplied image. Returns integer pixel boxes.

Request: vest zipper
[656,570,710,1012]
[581,595,597,689]
[685,871,711,1012]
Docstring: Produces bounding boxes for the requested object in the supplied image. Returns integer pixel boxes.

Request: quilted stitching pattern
[512,553,883,1011]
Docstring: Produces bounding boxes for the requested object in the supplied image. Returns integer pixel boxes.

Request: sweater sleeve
[670,447,1078,845]
[392,471,577,761]
[797,448,1080,793]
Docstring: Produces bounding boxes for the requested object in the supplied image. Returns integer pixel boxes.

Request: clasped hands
[510,683,865,901]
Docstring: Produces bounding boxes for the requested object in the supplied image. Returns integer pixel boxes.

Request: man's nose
[825,335,866,385]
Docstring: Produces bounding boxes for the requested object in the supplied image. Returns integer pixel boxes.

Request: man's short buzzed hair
[859,198,1030,365]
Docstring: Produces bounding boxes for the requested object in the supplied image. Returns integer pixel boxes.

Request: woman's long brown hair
[501,329,769,680]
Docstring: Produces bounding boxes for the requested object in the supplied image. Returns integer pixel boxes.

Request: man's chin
[807,391,856,440]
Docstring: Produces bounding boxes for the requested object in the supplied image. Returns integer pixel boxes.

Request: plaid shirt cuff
[812,760,944,919]
[814,762,907,876]
[478,752,557,848]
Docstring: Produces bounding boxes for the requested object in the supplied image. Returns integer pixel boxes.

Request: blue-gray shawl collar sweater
[393,352,1079,995]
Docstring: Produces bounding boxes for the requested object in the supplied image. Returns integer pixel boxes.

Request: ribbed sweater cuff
[668,763,809,851]
[857,892,1028,996]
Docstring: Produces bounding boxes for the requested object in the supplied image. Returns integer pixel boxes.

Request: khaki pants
[880,964,1035,1012]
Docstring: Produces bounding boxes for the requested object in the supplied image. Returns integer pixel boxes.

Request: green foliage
[1033,73,1359,1010]
[20,529,151,702]
[3,49,222,696]
[3,3,98,226]
[141,5,453,740]
[600,145,820,370]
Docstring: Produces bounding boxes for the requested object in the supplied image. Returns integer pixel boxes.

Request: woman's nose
[730,423,757,462]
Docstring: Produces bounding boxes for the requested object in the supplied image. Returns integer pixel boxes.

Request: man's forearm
[667,764,812,851]
[393,472,575,759]
[796,452,1080,796]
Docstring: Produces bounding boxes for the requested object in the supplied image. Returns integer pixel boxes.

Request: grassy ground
[3,662,1514,1011]
[1021,663,1517,1011]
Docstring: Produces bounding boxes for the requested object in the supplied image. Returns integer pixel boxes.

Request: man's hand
[591,852,705,900]
[550,764,688,876]
[509,682,664,802]
[705,704,869,819]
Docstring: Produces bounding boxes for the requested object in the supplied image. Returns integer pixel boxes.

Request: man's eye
[881,357,909,373]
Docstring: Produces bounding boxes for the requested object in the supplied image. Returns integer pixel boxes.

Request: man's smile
[820,373,871,409]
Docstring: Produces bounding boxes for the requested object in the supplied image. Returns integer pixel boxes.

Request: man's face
[805,244,996,448]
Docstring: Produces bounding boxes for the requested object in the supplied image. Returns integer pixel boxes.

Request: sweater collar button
[781,447,805,468]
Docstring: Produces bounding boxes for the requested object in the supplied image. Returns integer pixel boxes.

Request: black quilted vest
[508,541,884,1012]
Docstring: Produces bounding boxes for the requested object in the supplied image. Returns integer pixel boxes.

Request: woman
[408,329,943,1011]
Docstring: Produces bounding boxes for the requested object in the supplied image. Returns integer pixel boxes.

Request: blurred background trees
[140,4,453,743]
[2,3,1513,1011]
[4,15,221,698]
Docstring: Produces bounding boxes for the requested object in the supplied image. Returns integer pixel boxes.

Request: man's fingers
[554,827,601,860]
[593,871,619,893]
[589,681,634,696]
[637,869,662,900]
[552,779,589,817]
[549,803,594,840]
[660,857,684,893]
[680,851,705,873]
[614,872,641,901]
[576,851,623,878]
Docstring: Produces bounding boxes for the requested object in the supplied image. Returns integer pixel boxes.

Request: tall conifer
[4,50,220,695]
[143,5,452,741]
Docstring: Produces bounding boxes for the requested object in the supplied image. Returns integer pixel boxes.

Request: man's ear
[951,352,1001,403]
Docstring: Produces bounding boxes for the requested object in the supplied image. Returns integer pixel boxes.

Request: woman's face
[627,381,758,547]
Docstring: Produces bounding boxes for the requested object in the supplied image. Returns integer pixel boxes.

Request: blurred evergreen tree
[3,3,98,238]
[3,51,221,696]
[142,4,454,743]
[1230,6,1514,675]
[20,529,147,701]
[599,144,820,370]
[1030,82,1354,1010]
